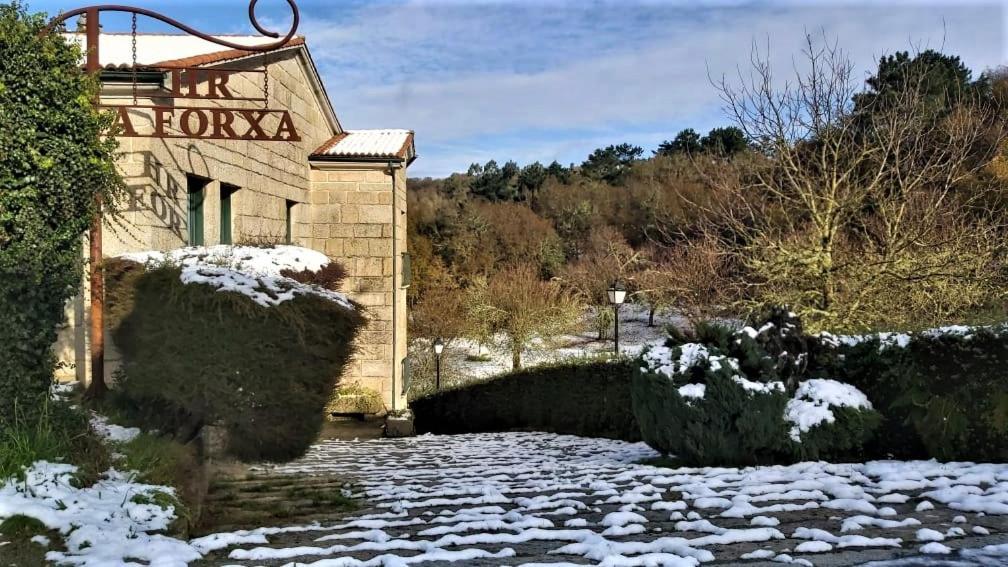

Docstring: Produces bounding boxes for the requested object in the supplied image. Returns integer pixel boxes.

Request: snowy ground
[196,432,1008,566]
[441,305,683,381]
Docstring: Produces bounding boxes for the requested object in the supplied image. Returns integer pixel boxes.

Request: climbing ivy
[0,2,123,425]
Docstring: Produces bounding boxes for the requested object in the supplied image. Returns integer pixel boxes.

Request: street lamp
[607,281,626,355]
[433,338,444,390]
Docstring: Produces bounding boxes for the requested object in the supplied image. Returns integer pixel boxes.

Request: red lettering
[115,106,138,136]
[211,109,238,138]
[154,107,174,136]
[239,109,268,139]
[272,111,300,142]
[207,71,235,99]
[180,108,209,137]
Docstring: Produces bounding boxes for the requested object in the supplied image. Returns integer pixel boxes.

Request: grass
[0,400,110,486]
[114,432,200,536]
[0,515,63,567]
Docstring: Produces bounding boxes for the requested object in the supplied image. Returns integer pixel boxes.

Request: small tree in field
[484,264,582,369]
[410,263,467,347]
[0,3,123,425]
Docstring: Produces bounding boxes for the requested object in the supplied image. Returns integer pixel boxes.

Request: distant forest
[406,44,1008,350]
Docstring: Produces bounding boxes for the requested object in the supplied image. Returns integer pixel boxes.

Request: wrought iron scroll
[44,0,300,52]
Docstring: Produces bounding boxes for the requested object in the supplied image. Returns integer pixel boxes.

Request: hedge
[632,363,790,466]
[105,258,364,461]
[633,310,880,465]
[411,360,640,441]
[823,326,1008,461]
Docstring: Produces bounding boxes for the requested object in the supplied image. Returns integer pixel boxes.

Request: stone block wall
[308,164,409,413]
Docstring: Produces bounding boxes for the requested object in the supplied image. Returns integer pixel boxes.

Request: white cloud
[300,1,1004,176]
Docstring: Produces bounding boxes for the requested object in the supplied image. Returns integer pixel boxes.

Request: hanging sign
[105,66,300,142]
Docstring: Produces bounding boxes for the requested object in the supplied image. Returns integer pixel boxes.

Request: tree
[855,50,983,115]
[656,128,702,156]
[581,143,644,184]
[410,262,468,346]
[700,126,748,156]
[516,161,547,198]
[483,264,582,369]
[711,34,1005,331]
[0,4,124,422]
[560,228,642,339]
[545,160,571,183]
[640,236,735,328]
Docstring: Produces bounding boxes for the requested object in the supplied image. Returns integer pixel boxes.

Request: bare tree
[637,236,736,328]
[483,264,583,369]
[559,227,643,338]
[706,34,1006,331]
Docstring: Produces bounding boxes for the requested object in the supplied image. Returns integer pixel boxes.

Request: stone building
[55,31,414,413]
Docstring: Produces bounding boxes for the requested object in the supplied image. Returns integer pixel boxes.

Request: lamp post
[433,338,444,390]
[607,281,626,355]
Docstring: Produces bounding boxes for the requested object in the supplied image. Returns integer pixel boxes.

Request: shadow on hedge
[105,258,365,461]
[410,360,641,442]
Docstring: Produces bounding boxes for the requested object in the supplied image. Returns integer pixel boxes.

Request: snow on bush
[0,462,198,565]
[784,379,873,442]
[820,322,1008,351]
[119,245,353,309]
[634,310,881,464]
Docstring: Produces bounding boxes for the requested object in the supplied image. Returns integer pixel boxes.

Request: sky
[29,0,1008,178]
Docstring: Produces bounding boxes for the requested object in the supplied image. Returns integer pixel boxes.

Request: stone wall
[308,164,409,412]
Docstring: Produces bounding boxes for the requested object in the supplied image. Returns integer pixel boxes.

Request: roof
[311,130,416,163]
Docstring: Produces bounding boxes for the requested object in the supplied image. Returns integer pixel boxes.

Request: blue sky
[29,0,1007,177]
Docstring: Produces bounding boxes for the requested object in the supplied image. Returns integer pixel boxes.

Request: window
[186,175,207,246]
[219,183,238,245]
[284,199,296,244]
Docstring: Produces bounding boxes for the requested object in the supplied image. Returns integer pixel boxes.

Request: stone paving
[195,433,1008,566]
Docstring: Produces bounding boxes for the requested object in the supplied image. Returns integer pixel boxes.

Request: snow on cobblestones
[180,433,1008,566]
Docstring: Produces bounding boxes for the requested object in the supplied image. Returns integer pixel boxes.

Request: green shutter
[401,357,412,394]
[219,185,233,245]
[187,176,205,246]
[401,252,412,288]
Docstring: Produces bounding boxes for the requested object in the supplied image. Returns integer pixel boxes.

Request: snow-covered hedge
[105,245,365,461]
[632,310,880,465]
[821,324,1008,461]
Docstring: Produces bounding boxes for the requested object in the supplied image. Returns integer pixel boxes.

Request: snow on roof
[311,130,416,162]
[60,32,299,67]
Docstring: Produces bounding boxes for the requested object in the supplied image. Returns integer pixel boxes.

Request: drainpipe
[388,160,401,413]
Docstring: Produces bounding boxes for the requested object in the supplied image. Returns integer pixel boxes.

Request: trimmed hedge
[106,259,365,461]
[824,327,1008,461]
[633,310,881,465]
[632,363,790,466]
[411,360,640,441]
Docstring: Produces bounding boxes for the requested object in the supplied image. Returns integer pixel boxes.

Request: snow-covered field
[192,432,1008,566]
[439,305,682,381]
[0,413,197,566]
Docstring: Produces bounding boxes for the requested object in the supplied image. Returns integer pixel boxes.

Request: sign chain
[263,49,269,108]
[131,13,138,105]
